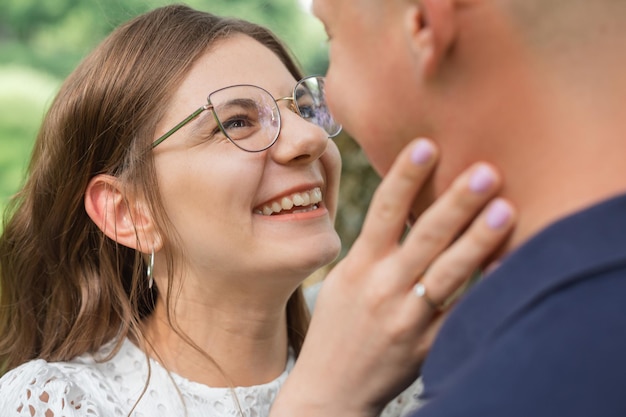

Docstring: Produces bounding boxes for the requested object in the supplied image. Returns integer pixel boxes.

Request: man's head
[314,0,626,243]
[312,0,432,176]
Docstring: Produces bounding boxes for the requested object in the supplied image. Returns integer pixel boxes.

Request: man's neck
[476,63,626,254]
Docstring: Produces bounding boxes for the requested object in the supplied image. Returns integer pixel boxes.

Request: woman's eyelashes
[220,114,257,137]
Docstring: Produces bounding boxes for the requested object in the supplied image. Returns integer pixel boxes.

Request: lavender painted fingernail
[411,140,434,165]
[469,164,496,193]
[486,199,512,229]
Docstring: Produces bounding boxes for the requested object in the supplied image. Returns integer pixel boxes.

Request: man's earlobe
[84,174,160,252]
[405,0,456,78]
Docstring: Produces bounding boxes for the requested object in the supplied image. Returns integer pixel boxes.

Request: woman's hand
[271,138,516,417]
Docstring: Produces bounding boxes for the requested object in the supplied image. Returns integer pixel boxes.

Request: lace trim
[0,338,423,417]
[0,360,111,416]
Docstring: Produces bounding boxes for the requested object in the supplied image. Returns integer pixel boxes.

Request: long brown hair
[0,4,310,375]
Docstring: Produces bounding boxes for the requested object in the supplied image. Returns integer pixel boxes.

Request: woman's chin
[281,238,341,279]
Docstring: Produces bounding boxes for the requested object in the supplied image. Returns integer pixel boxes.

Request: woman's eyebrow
[216,97,260,111]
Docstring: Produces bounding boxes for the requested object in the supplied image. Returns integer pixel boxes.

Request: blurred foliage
[0,0,331,77]
[0,66,59,219]
[0,0,379,260]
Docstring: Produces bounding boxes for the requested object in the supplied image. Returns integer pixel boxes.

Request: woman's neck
[141,278,295,388]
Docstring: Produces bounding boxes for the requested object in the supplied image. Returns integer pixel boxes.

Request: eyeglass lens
[208,77,341,152]
[209,86,279,152]
[293,77,341,138]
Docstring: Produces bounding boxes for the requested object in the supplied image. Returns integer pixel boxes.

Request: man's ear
[84,174,161,253]
[404,0,456,78]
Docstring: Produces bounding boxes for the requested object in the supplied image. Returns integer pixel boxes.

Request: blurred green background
[0,0,379,261]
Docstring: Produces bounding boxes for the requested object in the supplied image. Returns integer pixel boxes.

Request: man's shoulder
[416,263,626,417]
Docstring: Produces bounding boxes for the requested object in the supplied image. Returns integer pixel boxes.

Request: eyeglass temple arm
[151,104,211,149]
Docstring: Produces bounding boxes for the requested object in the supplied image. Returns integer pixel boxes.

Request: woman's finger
[416,197,515,306]
[356,139,438,256]
[397,163,502,275]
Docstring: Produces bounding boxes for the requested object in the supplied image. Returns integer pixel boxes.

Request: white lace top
[0,338,424,417]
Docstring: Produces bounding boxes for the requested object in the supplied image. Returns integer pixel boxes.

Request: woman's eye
[218,114,259,141]
[208,115,252,138]
[222,117,250,130]
[298,105,316,119]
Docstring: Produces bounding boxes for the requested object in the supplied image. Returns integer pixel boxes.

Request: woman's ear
[84,174,161,253]
[404,0,456,78]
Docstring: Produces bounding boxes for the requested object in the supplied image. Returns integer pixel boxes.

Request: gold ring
[413,282,441,310]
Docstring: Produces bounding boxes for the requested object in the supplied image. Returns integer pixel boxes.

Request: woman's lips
[254,187,323,216]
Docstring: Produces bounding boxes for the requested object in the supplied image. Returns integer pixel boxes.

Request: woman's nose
[269,108,329,165]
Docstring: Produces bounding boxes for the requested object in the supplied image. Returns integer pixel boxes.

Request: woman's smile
[254,186,323,216]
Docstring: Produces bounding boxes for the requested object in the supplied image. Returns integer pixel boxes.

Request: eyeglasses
[151,76,342,152]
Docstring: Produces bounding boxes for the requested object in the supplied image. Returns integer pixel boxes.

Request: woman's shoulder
[0,357,124,416]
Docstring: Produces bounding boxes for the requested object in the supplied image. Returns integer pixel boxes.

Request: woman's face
[152,35,342,284]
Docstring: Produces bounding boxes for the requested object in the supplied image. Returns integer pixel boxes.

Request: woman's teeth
[255,187,322,216]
